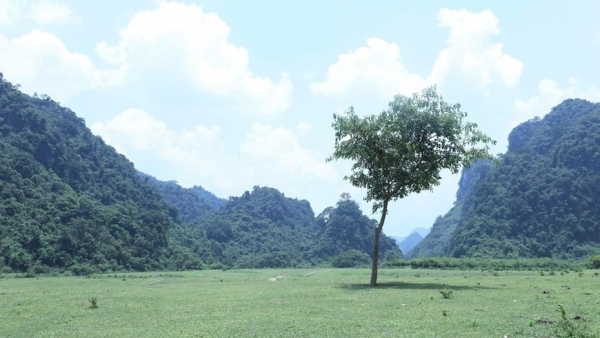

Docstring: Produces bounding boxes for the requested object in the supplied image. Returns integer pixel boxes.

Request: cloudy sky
[1,0,599,238]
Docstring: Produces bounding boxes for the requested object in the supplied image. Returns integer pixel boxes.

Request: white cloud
[241,123,336,180]
[297,121,312,135]
[96,1,292,114]
[513,77,600,124]
[91,111,335,195]
[0,30,114,102]
[311,38,430,98]
[0,0,23,25]
[91,108,226,186]
[30,0,72,25]
[311,9,522,98]
[431,8,523,88]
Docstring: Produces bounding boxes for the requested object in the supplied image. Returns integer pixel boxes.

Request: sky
[1,0,599,238]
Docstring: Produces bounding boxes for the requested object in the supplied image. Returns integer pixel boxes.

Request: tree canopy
[328,86,495,285]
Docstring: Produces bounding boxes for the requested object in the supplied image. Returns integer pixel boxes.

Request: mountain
[391,227,430,254]
[0,74,405,272]
[141,173,226,224]
[411,227,430,238]
[191,188,402,268]
[190,185,226,210]
[398,232,423,254]
[312,196,402,262]
[412,99,600,259]
[408,160,494,258]
[0,74,187,273]
[195,186,318,268]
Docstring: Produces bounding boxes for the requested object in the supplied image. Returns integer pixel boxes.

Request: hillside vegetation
[0,75,180,273]
[412,99,600,259]
[0,74,399,272]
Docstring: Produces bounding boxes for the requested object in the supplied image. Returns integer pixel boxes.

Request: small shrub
[62,270,75,277]
[208,262,225,270]
[553,304,596,338]
[549,270,556,276]
[442,310,448,316]
[439,290,453,299]
[19,271,36,278]
[89,297,98,309]
[331,250,371,268]
[69,264,99,276]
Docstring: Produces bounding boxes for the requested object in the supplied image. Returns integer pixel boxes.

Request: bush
[384,259,410,268]
[331,250,371,268]
[587,255,600,269]
[208,261,226,270]
[407,257,583,271]
[89,297,98,309]
[554,304,597,338]
[69,263,100,276]
[439,290,453,299]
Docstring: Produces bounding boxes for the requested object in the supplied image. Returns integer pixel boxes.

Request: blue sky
[1,0,599,237]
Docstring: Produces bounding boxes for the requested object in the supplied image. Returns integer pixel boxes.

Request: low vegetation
[1,268,599,337]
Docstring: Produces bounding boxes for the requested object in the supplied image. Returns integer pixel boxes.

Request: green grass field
[1,268,599,337]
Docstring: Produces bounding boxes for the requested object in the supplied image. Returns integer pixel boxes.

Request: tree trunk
[370,199,389,286]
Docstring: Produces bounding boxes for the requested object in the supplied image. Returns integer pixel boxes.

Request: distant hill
[141,173,226,224]
[412,99,600,259]
[190,185,226,210]
[312,196,402,262]
[190,188,402,267]
[408,160,494,258]
[411,227,430,238]
[194,186,318,268]
[391,227,430,255]
[398,232,423,254]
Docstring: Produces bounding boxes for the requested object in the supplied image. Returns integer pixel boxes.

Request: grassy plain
[1,268,599,337]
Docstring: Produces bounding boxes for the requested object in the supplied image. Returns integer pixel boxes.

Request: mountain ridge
[412,99,600,259]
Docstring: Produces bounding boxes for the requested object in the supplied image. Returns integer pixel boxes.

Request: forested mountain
[412,99,600,259]
[0,74,398,272]
[0,74,182,273]
[408,160,494,258]
[312,195,401,262]
[398,232,423,254]
[195,186,318,268]
[141,174,226,224]
[188,188,402,267]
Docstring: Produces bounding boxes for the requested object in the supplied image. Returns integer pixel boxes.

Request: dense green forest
[141,174,226,224]
[312,194,401,264]
[163,187,401,269]
[412,99,600,259]
[0,74,400,273]
[0,74,180,273]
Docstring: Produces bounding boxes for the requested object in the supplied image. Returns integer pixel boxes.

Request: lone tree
[327,86,496,286]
